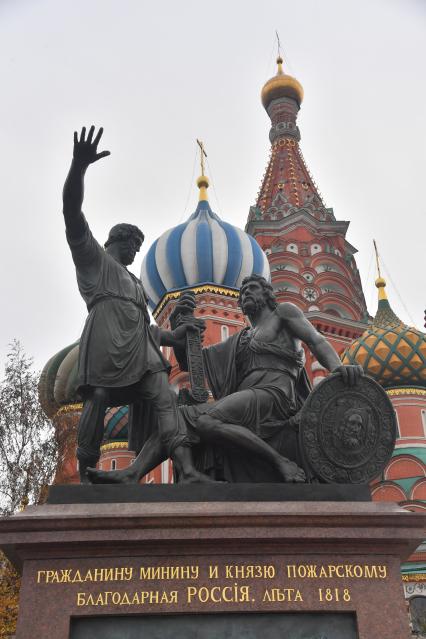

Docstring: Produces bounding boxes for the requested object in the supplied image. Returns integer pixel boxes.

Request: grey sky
[0,0,425,371]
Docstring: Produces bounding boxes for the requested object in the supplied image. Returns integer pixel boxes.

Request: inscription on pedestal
[34,558,388,615]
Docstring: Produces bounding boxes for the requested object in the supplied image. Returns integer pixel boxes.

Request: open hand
[73,126,110,167]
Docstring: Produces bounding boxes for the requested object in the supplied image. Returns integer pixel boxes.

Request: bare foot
[86,466,140,484]
[277,458,306,483]
[179,469,218,484]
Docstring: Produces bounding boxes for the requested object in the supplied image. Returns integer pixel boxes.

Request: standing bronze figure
[63,126,209,483]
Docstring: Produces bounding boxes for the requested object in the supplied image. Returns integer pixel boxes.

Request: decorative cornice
[402,574,426,582]
[305,311,368,331]
[100,441,129,452]
[55,403,83,417]
[246,211,351,239]
[386,388,426,397]
[153,284,239,318]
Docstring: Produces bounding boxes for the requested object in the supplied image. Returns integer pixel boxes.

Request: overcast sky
[0,0,425,371]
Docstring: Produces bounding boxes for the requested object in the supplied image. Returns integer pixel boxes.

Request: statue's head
[338,408,364,449]
[104,223,144,266]
[238,274,277,316]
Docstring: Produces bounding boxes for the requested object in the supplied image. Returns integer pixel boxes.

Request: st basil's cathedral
[38,55,426,630]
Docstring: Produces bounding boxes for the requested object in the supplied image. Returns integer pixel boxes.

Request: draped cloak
[179,326,312,482]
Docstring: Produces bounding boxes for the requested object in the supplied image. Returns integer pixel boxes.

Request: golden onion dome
[261,56,304,109]
[341,278,426,388]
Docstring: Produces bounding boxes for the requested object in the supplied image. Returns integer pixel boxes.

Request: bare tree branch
[0,341,58,516]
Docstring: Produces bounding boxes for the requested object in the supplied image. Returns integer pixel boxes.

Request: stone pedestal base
[1,487,424,638]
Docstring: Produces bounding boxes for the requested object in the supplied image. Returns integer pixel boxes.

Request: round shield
[299,374,397,484]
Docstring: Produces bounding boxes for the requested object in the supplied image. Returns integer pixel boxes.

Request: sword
[170,291,209,404]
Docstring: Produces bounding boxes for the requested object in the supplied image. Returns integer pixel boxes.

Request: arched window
[286,243,298,254]
[111,459,117,470]
[221,325,229,341]
[324,304,353,319]
[310,243,322,255]
[273,281,299,294]
[315,262,344,275]
[273,263,299,273]
[320,281,346,295]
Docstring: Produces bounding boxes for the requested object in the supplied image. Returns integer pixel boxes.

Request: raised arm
[62,126,110,239]
[278,302,363,386]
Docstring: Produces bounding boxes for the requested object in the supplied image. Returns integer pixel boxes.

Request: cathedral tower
[246,57,369,384]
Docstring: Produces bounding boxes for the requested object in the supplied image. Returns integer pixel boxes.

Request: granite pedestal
[0,484,424,639]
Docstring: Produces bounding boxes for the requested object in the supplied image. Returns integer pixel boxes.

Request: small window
[111,459,117,471]
[221,325,229,341]
[287,243,298,254]
[311,244,322,255]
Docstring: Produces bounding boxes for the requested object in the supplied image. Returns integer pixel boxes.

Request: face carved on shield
[338,410,364,450]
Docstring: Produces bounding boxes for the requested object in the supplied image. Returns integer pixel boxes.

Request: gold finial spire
[373,239,388,301]
[196,139,209,201]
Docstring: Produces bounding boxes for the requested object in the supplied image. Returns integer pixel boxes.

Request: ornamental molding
[55,403,83,417]
[153,285,240,318]
[100,441,129,452]
[306,311,368,332]
[246,212,349,237]
[402,574,426,582]
[386,388,426,397]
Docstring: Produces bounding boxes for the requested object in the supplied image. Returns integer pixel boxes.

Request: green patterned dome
[38,341,80,417]
[342,278,426,388]
[39,342,129,442]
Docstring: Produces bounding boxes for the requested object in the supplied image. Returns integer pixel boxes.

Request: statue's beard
[340,431,362,449]
[345,436,361,449]
[241,296,266,316]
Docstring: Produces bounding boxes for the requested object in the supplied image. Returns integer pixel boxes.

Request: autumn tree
[0,341,58,516]
[0,341,59,637]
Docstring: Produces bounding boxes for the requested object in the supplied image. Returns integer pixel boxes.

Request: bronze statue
[63,126,211,483]
[88,275,364,484]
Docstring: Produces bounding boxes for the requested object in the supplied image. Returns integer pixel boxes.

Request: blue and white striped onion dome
[141,180,270,310]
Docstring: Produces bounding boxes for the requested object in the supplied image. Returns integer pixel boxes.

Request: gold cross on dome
[373,239,382,278]
[196,138,207,176]
[275,30,281,57]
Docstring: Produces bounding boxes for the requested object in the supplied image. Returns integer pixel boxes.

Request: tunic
[67,216,169,393]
